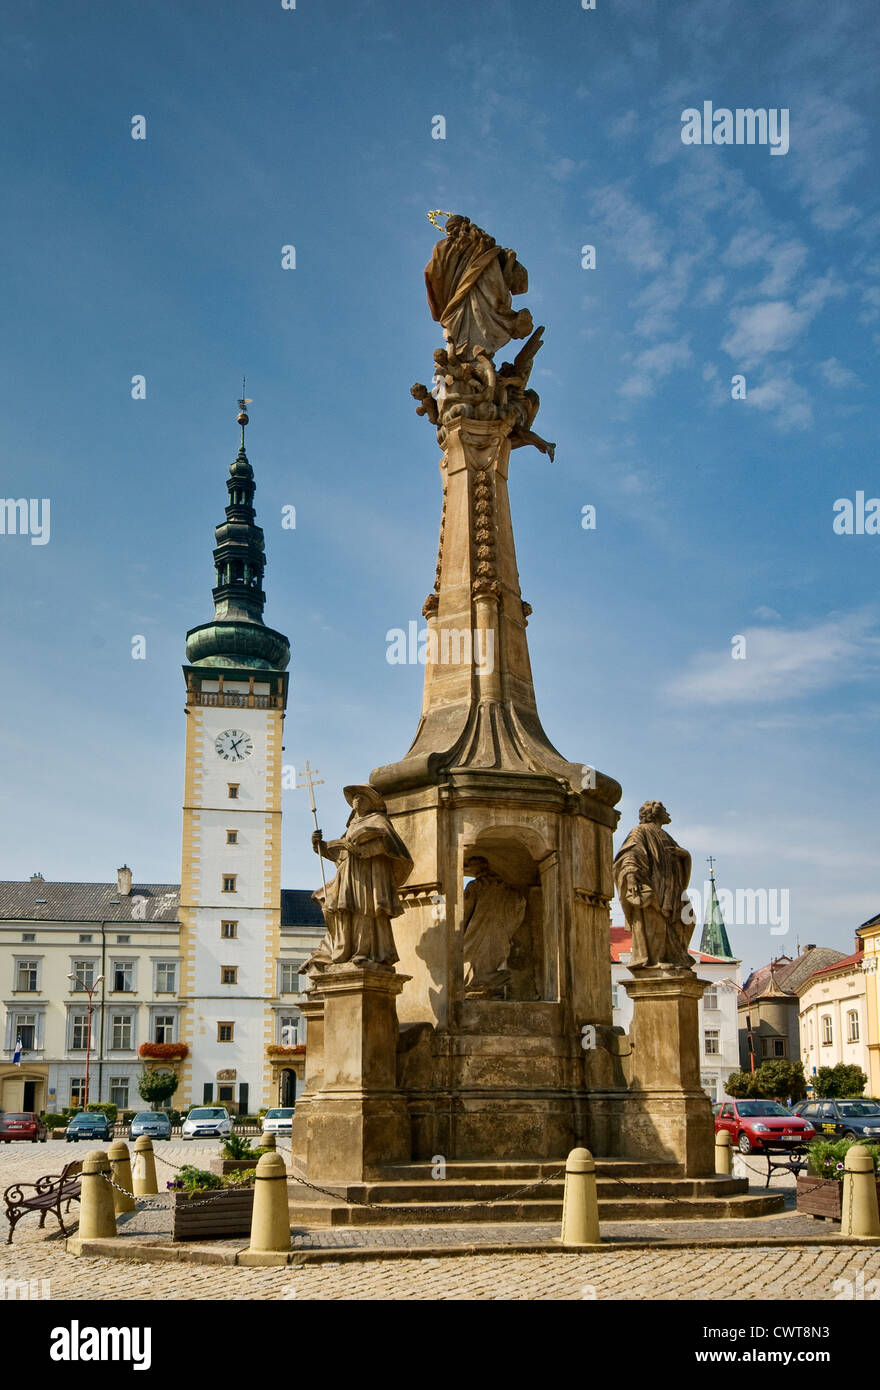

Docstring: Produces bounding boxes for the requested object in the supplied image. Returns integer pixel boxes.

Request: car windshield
[74,1114,105,1124]
[2,1113,32,1121]
[188,1108,226,1119]
[838,1102,880,1116]
[736,1102,792,1117]
[134,1113,167,1122]
[266,1109,294,1118]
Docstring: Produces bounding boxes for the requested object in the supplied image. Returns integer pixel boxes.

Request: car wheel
[738,1132,753,1154]
[844,1131,860,1141]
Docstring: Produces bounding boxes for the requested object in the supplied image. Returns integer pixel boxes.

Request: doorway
[280,1069,295,1106]
[23,1080,37,1111]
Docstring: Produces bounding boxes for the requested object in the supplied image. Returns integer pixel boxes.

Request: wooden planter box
[796,1175,880,1221]
[172,1185,255,1241]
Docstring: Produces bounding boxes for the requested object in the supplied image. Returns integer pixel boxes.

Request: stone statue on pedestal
[612,801,695,971]
[305,785,413,974]
[461,855,528,998]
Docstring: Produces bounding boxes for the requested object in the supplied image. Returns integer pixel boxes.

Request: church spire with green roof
[184,391,290,671]
[700,856,734,960]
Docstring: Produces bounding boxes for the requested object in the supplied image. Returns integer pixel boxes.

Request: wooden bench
[3,1160,82,1244]
[760,1144,809,1188]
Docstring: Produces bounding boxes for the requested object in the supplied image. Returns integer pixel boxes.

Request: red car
[0,1112,48,1143]
[715,1100,816,1154]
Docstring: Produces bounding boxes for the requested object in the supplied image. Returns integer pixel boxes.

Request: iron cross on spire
[706,855,716,877]
[298,760,328,895]
[237,376,252,448]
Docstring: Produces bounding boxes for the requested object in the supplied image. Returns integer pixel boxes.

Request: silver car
[181,1106,233,1140]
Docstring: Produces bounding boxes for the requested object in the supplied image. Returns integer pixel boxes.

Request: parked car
[65,1111,112,1143]
[261,1106,295,1134]
[128,1110,173,1141]
[792,1098,880,1141]
[0,1111,48,1143]
[181,1106,233,1140]
[714,1099,817,1153]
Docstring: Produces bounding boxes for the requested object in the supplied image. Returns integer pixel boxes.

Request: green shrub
[136,1068,179,1107]
[221,1133,262,1160]
[223,1168,257,1187]
[813,1065,868,1099]
[807,1138,880,1181]
[40,1113,67,1129]
[172,1166,223,1194]
[86,1102,118,1125]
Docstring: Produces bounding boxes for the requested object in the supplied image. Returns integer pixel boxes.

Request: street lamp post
[69,973,104,1108]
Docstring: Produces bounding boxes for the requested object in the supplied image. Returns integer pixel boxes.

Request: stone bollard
[558,1147,601,1248]
[840,1144,880,1238]
[715,1128,732,1175]
[79,1150,117,1239]
[260,1132,277,1151]
[107,1140,136,1214]
[248,1151,290,1253]
[132,1135,159,1196]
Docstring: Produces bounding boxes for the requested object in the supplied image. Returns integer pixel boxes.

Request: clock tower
[178,401,290,1115]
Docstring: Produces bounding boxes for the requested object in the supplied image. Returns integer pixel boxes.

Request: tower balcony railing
[190,691,281,709]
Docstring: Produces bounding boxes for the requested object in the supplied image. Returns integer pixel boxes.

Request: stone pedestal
[290,963,412,1182]
[617,969,714,1176]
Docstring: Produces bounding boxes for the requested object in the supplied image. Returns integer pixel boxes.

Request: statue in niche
[424,214,534,360]
[612,801,695,972]
[461,855,528,998]
[305,785,413,974]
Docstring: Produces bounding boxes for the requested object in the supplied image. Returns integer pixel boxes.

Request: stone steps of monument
[379,1159,685,1182]
[287,1188,784,1227]
[294,1175,750,1204]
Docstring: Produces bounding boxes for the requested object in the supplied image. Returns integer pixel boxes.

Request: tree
[725,1070,760,1099]
[136,1068,178,1108]
[813,1064,867,1098]
[753,1058,807,1102]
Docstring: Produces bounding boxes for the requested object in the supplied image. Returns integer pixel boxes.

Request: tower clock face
[215,728,254,762]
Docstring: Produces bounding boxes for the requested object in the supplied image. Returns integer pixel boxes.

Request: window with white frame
[109,1077,130,1109]
[821,1015,833,1045]
[69,1077,87,1107]
[112,960,134,992]
[71,1013,91,1050]
[847,1010,860,1042]
[14,1014,37,1049]
[155,962,177,994]
[70,960,96,991]
[611,984,620,1010]
[279,1014,300,1046]
[15,959,39,991]
[703,986,718,1010]
[704,1029,720,1055]
[153,1015,175,1044]
[278,962,299,994]
[110,1014,133,1050]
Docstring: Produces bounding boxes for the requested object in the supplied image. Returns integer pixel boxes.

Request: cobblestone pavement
[1,1138,875,1300]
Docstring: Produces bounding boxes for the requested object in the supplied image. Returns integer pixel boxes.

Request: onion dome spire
[184,387,290,670]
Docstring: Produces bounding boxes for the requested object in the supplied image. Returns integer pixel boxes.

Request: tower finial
[237,376,252,449]
[707,854,716,878]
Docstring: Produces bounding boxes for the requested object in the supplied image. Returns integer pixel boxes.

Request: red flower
[139,1042,189,1061]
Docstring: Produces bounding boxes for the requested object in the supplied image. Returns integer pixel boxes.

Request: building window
[21,932,35,943]
[218,1022,234,1042]
[112,961,134,992]
[221,966,238,985]
[14,1015,37,1050]
[703,986,718,1010]
[110,1015,133,1050]
[109,1077,129,1109]
[704,1029,720,1055]
[821,1015,833,1045]
[15,960,39,992]
[116,934,130,945]
[69,1077,87,1107]
[701,1076,718,1101]
[228,784,239,800]
[71,961,96,991]
[155,962,177,994]
[847,1011,860,1042]
[280,1015,300,1046]
[222,875,237,893]
[71,1014,90,1050]
[278,963,299,994]
[217,1084,234,1105]
[79,933,93,943]
[221,921,238,939]
[154,1015,175,1044]
[611,984,620,1010]
[762,1037,787,1058]
[226,829,238,844]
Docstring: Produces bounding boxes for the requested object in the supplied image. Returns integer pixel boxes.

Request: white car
[261,1107,295,1134]
[181,1106,233,1140]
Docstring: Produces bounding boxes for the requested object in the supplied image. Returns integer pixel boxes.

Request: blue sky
[0,0,877,978]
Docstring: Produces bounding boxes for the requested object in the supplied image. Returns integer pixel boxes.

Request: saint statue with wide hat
[305,784,414,973]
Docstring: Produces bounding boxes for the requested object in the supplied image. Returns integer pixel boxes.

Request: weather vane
[427,209,452,233]
[237,375,252,446]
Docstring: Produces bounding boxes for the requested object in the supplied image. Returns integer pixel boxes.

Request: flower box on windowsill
[138,1043,189,1061]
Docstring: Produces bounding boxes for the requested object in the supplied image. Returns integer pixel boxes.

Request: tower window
[228,784,239,800]
[218,1022,234,1042]
[221,921,238,939]
[222,875,237,893]
[226,829,238,844]
[221,966,238,985]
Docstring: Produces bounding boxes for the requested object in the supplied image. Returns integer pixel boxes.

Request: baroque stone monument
[292,212,714,1181]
